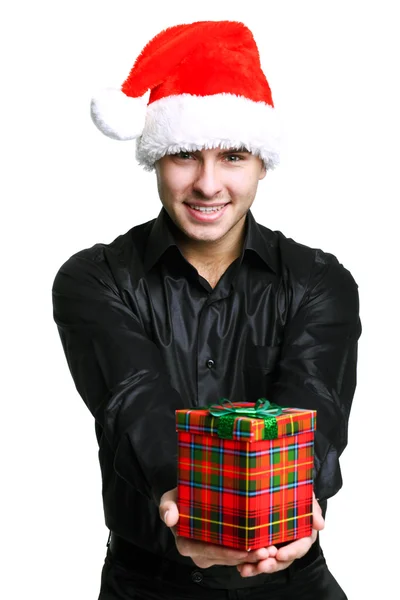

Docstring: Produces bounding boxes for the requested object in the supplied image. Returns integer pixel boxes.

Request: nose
[192,161,223,199]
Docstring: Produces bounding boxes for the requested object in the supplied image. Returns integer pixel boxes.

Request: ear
[259,164,267,181]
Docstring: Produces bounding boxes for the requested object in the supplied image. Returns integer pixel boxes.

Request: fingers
[312,494,325,531]
[246,547,270,563]
[238,530,316,577]
[270,495,322,564]
[159,488,274,568]
[160,485,315,572]
[176,539,274,568]
[192,550,269,569]
[275,531,315,563]
[237,556,294,577]
[237,532,315,577]
[266,545,278,558]
[239,499,322,577]
[159,487,179,528]
[160,487,322,574]
[177,537,249,567]
[193,556,243,569]
[274,495,322,562]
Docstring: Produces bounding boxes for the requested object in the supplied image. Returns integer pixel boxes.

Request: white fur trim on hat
[135,93,282,170]
[90,88,149,141]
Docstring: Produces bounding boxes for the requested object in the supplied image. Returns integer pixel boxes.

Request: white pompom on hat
[91,20,282,170]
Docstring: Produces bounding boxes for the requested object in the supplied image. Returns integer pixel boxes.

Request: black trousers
[98,539,347,600]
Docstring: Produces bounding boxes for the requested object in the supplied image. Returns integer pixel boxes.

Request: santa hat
[91,20,281,170]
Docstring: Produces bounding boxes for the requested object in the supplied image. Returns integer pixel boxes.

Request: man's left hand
[237,493,324,578]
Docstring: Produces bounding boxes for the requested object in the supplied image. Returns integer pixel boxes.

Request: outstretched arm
[236,253,361,576]
[52,251,184,504]
[271,254,361,502]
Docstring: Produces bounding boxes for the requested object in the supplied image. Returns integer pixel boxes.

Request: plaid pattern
[176,405,316,442]
[176,405,316,550]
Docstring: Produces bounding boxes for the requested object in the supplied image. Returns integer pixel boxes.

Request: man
[52,20,361,599]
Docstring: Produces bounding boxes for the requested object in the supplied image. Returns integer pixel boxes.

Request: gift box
[176,399,316,551]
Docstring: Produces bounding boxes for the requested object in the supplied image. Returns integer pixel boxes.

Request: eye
[175,151,193,160]
[224,154,243,162]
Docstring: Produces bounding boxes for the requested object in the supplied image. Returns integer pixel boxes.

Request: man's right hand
[159,487,272,569]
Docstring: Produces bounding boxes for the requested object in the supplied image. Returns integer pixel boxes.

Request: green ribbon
[208,398,283,440]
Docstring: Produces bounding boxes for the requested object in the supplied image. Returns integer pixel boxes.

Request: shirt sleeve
[52,251,185,506]
[270,253,362,502]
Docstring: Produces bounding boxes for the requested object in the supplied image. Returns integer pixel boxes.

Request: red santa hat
[91,20,281,170]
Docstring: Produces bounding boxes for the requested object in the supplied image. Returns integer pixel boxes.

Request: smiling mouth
[185,203,228,213]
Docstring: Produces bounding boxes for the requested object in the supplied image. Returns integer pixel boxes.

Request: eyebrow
[219,147,250,155]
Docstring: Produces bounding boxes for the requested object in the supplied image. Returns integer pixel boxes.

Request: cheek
[228,171,260,199]
[159,168,192,200]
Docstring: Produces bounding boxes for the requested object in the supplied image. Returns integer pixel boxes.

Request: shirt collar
[144,207,277,274]
[144,208,179,272]
[243,210,277,274]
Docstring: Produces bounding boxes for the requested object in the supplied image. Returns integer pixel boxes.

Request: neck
[177,216,246,268]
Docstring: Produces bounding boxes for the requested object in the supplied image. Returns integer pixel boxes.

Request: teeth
[189,205,226,213]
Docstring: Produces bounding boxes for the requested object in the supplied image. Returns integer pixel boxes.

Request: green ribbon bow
[208,398,283,440]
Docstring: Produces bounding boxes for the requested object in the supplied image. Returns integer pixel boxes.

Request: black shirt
[52,207,361,577]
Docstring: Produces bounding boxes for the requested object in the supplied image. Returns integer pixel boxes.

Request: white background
[1,1,399,598]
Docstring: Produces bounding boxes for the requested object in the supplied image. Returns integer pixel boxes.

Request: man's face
[155,147,266,245]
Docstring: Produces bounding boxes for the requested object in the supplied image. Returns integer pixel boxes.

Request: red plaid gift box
[176,399,316,550]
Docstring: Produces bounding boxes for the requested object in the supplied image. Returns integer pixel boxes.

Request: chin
[186,227,228,243]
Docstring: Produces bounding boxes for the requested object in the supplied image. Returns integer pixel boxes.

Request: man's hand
[236,493,325,577]
[159,487,273,569]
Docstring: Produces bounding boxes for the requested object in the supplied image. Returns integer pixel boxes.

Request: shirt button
[206,359,215,369]
[191,570,203,584]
